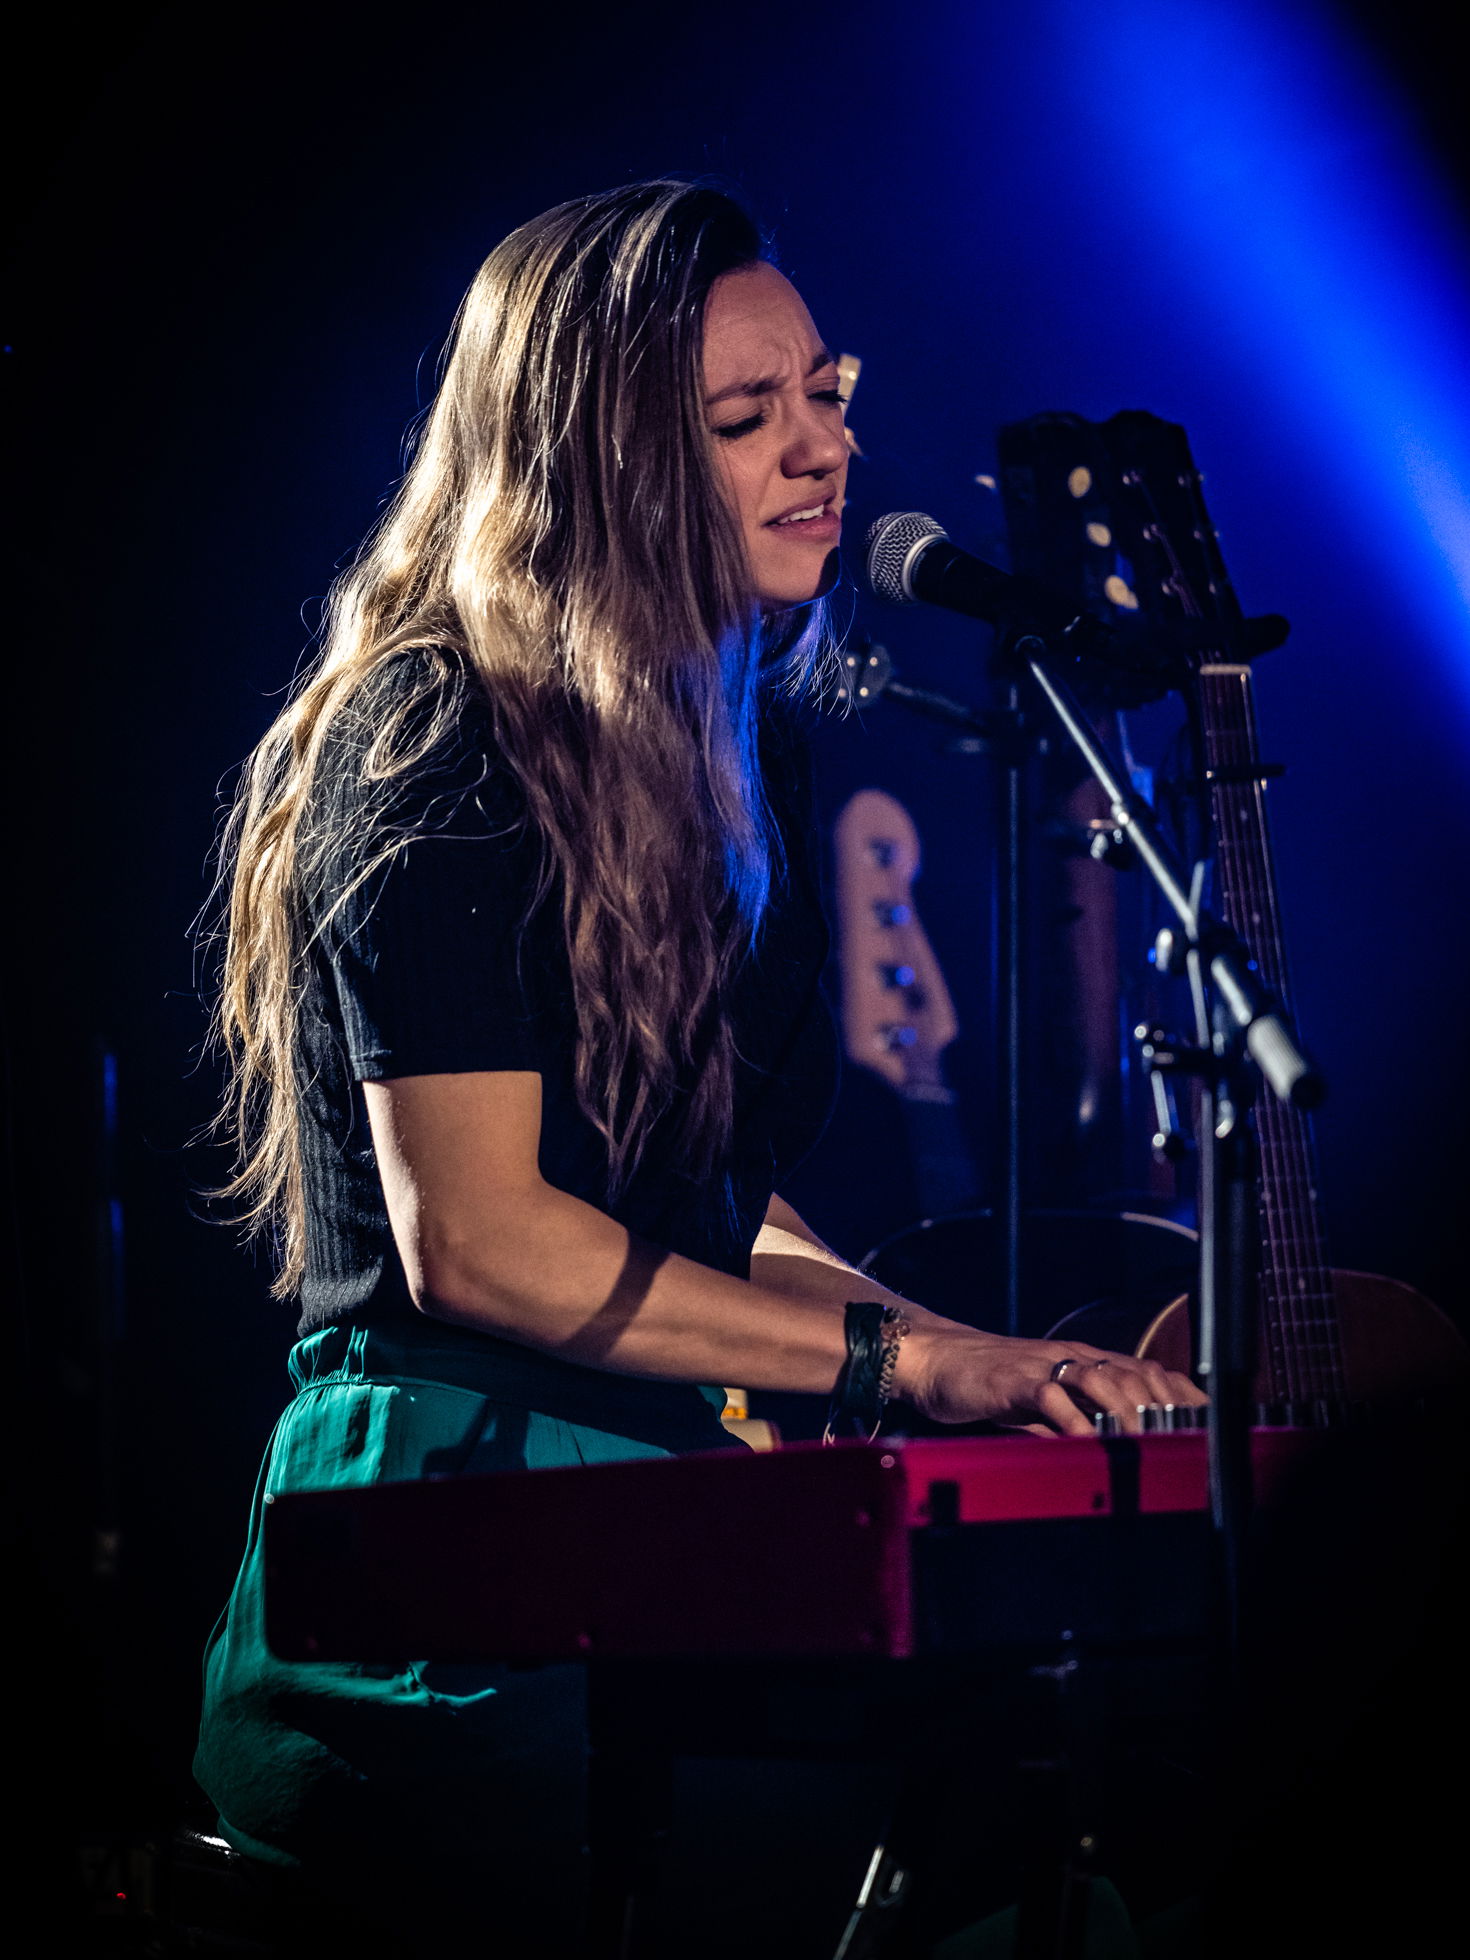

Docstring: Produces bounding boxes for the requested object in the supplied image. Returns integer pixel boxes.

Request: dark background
[7,0,1468,1915]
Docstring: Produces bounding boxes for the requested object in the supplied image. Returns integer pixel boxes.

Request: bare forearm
[748,1220,951,1403]
[413,1182,856,1394]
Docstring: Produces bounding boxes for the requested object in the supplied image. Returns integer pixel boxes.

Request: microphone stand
[998,672,1026,1341]
[1013,627,1325,1660]
[840,642,1041,1336]
[844,622,1324,1957]
[843,626,1325,1650]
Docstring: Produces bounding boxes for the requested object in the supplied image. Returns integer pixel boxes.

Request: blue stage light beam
[1040,0,1470,714]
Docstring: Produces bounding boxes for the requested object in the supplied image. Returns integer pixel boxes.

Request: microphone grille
[865,511,947,605]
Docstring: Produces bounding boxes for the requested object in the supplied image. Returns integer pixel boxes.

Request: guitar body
[1052,1269,1468,1406]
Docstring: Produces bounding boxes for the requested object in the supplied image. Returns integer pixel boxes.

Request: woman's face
[702,262,849,610]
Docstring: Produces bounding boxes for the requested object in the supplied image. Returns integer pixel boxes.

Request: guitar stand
[832,1636,1130,1960]
[583,1642,1176,1960]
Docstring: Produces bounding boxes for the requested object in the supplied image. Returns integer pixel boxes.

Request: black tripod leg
[831,1835,913,1959]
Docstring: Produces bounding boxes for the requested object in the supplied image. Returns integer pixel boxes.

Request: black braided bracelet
[824,1301,911,1443]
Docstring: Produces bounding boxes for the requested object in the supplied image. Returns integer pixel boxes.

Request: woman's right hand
[896,1319,1207,1437]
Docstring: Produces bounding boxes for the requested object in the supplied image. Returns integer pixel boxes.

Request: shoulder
[312,647,521,844]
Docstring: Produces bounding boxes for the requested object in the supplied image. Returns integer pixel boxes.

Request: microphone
[865,511,1075,633]
[864,511,1288,667]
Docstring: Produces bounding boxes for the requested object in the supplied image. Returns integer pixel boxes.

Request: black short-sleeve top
[293,653,839,1372]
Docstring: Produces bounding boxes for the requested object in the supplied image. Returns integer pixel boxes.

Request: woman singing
[195,178,1202,1951]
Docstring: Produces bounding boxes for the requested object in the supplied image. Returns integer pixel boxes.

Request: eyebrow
[704,345,839,406]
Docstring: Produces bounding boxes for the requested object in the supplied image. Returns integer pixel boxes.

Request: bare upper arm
[362,1071,547,1296]
[362,1092,849,1321]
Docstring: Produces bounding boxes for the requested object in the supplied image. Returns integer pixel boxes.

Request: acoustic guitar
[1009,410,1465,1410]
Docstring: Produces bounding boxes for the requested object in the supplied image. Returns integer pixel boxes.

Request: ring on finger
[1050,1357,1083,1384]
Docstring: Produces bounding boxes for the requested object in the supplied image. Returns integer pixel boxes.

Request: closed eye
[713,411,767,441]
[712,391,849,442]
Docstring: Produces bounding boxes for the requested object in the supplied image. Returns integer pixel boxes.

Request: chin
[758,548,843,614]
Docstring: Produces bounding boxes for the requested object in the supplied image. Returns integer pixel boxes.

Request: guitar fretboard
[1200,664,1344,1403]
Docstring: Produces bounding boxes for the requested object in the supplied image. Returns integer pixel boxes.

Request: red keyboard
[264,1430,1316,1664]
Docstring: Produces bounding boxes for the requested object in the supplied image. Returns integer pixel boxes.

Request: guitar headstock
[998,410,1237,636]
[1102,412,1240,630]
[833,789,958,1102]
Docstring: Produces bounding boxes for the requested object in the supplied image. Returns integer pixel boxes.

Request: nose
[782,400,849,480]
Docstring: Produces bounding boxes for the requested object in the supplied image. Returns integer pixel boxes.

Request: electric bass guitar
[834,785,1199,1344]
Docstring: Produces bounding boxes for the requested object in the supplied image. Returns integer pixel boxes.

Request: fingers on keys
[1049,1351,1204,1434]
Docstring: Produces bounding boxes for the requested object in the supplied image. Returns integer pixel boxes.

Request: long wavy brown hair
[212,179,836,1295]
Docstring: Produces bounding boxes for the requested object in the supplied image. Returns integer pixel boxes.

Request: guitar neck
[897,1082,979,1220]
[1200,663,1345,1404]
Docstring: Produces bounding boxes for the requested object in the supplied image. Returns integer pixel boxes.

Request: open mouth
[768,498,840,532]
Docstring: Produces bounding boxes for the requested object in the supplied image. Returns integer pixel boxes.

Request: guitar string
[1206,669,1340,1399]
[1165,480,1321,1397]
[1172,461,1341,1404]
[1209,671,1314,1400]
[1212,677,1292,1393]
[1206,670,1295,1399]
[1134,459,1342,1404]
[1210,671,1313,1400]
[1235,672,1340,1400]
[1133,478,1301,1398]
[1243,674,1341,1399]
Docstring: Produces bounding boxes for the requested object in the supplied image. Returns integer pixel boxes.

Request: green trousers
[195,1320,729,1952]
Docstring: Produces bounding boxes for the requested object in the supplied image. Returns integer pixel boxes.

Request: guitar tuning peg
[878,962,917,990]
[872,900,912,928]
[1151,928,1184,975]
[1134,1023,1198,1162]
[1086,823,1138,871]
[878,1024,918,1053]
[838,641,893,706]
